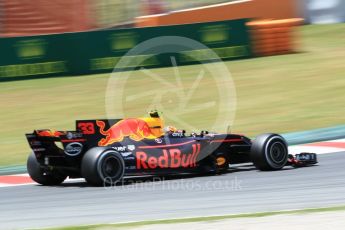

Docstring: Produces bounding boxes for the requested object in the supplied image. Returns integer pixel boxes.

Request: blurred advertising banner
[0,19,251,79]
[303,0,345,24]
[89,0,230,29]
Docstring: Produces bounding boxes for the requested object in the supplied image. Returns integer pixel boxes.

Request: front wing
[287,152,318,167]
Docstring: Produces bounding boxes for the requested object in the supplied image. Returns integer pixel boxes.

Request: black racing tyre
[81,148,125,186]
[250,133,288,171]
[27,152,67,186]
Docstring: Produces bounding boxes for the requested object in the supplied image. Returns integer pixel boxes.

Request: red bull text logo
[96,119,156,146]
[136,144,200,169]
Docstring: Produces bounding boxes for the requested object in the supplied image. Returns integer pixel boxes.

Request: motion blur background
[0,0,345,166]
[1,0,345,36]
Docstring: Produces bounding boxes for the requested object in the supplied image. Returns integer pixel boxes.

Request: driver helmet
[149,110,160,118]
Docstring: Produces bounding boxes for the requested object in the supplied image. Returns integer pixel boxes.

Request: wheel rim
[269,141,286,164]
[101,156,122,179]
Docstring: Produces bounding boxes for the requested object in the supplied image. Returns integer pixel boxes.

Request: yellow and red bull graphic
[96,119,158,146]
[136,143,201,169]
[36,130,63,137]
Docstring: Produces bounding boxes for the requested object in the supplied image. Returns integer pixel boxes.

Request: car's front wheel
[27,152,67,186]
[250,133,288,171]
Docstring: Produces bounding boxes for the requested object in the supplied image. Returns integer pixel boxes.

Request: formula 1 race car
[25,117,318,186]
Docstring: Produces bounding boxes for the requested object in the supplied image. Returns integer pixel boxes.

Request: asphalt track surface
[1,152,345,229]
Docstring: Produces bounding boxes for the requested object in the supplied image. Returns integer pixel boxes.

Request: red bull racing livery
[25,118,318,186]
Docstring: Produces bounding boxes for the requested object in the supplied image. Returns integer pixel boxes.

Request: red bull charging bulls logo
[136,143,201,169]
[96,119,157,146]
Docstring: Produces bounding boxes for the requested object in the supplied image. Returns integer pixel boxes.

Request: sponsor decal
[66,132,73,140]
[296,153,315,161]
[64,142,83,156]
[66,132,83,140]
[127,145,135,151]
[121,152,134,158]
[121,152,132,157]
[171,132,184,137]
[155,138,163,143]
[96,119,157,146]
[136,144,200,169]
[113,146,127,152]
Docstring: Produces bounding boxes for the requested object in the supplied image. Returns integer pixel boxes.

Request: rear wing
[26,130,87,156]
[25,119,124,157]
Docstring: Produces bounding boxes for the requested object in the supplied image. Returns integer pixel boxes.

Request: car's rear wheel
[250,133,288,171]
[27,152,67,186]
[81,148,125,186]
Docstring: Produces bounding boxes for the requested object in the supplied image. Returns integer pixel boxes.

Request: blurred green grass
[1,24,345,166]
